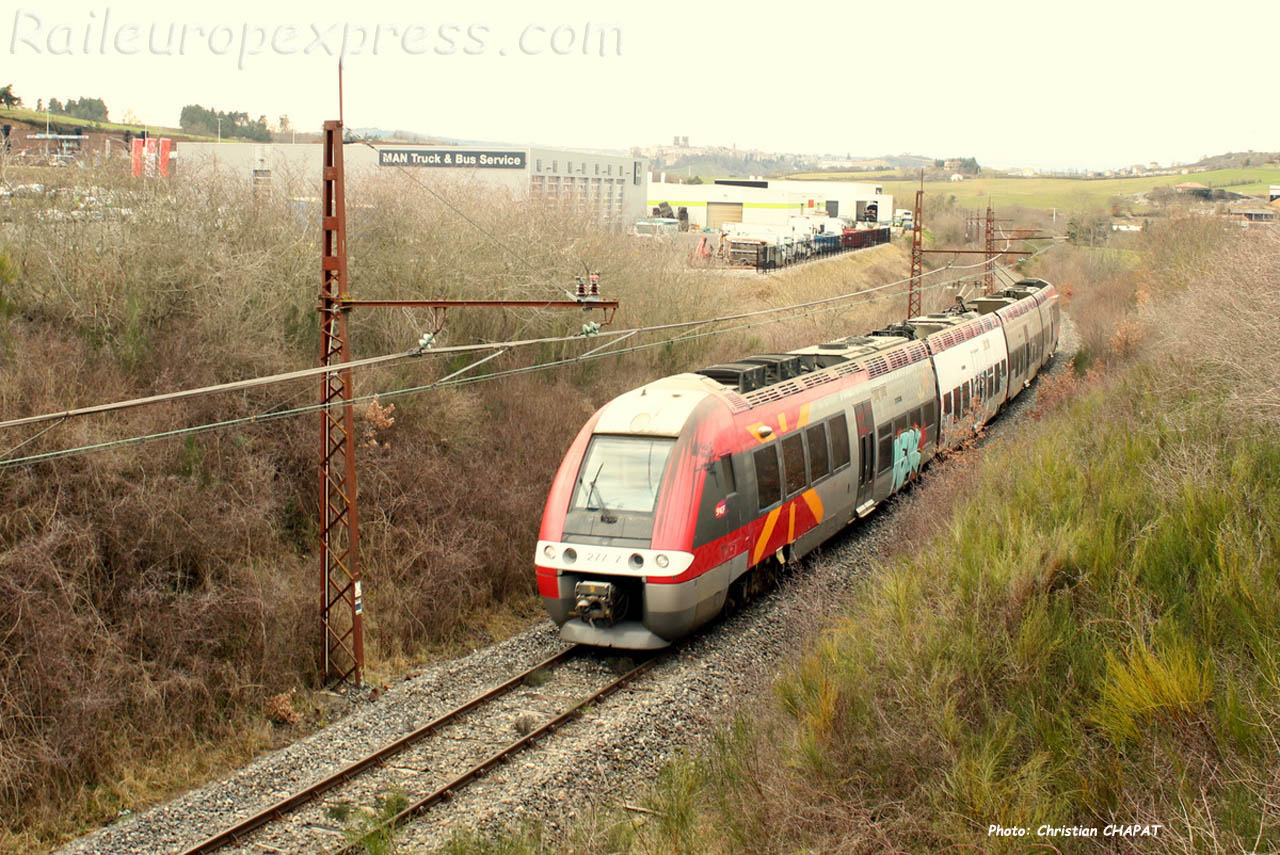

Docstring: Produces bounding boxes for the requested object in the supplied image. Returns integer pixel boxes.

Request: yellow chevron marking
[753,507,782,564]
[787,502,796,543]
[798,403,811,428]
[777,412,788,433]
[801,488,825,524]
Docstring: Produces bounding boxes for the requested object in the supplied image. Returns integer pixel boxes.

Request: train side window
[707,454,735,494]
[806,424,830,481]
[753,446,781,510]
[877,425,893,474]
[829,414,851,470]
[782,434,807,496]
[960,384,970,415]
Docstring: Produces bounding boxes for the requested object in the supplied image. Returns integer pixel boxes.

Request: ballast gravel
[57,317,1079,855]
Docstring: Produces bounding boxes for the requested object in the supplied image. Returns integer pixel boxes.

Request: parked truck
[632,217,680,239]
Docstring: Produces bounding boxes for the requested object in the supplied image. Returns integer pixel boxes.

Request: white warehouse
[174,141,650,223]
[646,180,825,229]
[647,177,891,230]
[743,179,892,225]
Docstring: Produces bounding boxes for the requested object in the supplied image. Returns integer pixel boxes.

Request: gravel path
[58,316,1079,855]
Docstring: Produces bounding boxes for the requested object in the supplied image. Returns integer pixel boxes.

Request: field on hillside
[0,106,218,141]
[786,166,1280,211]
[787,169,899,181]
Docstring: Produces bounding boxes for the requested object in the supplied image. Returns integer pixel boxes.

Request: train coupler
[571,580,621,627]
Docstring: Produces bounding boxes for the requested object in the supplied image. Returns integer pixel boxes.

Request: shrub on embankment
[443,222,1280,854]
[0,165,923,849]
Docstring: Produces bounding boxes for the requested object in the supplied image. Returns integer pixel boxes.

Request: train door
[853,400,875,515]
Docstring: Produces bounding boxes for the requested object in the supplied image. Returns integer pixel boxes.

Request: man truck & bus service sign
[378,149,527,168]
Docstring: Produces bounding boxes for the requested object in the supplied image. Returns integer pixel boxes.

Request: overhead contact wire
[0,250,1021,434]
[0,245,1053,469]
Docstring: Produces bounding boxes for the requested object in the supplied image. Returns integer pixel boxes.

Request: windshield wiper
[585,462,618,524]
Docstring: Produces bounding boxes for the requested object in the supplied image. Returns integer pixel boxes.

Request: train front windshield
[571,436,675,514]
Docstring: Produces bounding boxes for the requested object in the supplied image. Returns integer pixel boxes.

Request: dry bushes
[1030,213,1231,374]
[1151,225,1280,428]
[1030,242,1137,367]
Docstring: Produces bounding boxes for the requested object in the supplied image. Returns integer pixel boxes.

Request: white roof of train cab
[593,374,719,437]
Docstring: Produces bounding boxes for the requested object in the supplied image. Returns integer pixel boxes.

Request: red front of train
[534,372,830,649]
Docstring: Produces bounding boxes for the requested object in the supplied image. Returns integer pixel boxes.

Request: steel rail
[178,645,582,855]
[334,653,660,855]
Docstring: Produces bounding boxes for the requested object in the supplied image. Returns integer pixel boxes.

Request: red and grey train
[535,278,1061,648]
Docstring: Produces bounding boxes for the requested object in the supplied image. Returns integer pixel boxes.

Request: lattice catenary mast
[318,118,366,687]
[315,70,618,686]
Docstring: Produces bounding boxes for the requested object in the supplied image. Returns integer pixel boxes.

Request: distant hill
[660,152,798,179]
[883,153,936,168]
[350,128,630,156]
[351,127,448,144]
[1188,151,1280,170]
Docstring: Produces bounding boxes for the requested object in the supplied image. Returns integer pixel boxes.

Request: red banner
[131,138,172,178]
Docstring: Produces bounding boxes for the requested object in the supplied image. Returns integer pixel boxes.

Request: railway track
[179,645,658,855]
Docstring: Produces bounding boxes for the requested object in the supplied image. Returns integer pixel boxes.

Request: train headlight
[655,553,670,569]
[563,548,577,564]
[630,553,644,569]
[543,544,557,560]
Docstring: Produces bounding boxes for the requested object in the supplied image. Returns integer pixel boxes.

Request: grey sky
[8,0,1278,170]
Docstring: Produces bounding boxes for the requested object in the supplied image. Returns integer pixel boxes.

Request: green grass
[755,370,1280,852]
[0,106,220,141]
[785,166,1280,211]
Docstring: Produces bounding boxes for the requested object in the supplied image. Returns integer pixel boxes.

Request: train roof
[689,326,931,412]
[903,278,1053,347]
[594,374,717,437]
[622,278,1059,426]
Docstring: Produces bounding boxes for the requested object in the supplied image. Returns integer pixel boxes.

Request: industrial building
[174,142,650,223]
[647,177,892,229]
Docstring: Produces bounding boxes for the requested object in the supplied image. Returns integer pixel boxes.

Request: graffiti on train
[891,427,923,492]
